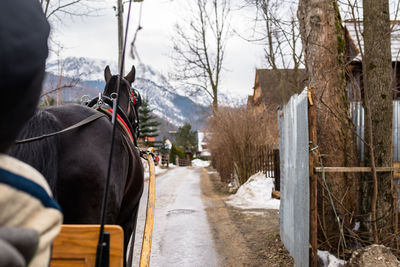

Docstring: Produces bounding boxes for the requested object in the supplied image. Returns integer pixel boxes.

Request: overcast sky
[49,0,267,102]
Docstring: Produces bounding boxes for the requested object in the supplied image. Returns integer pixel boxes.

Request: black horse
[9,66,144,250]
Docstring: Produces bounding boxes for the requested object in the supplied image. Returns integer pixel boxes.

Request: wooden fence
[247,145,280,191]
[177,158,190,167]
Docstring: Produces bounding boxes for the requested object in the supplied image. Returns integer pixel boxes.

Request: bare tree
[241,0,305,105]
[41,53,82,106]
[171,0,231,112]
[246,0,303,70]
[40,0,100,21]
[362,0,394,244]
[337,0,399,245]
[298,0,360,257]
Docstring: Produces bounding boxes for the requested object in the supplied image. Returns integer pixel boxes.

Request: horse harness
[87,93,139,147]
[15,89,142,149]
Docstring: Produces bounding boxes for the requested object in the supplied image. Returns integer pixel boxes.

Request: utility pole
[117,0,124,75]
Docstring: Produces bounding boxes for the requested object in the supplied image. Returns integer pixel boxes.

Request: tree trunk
[362,0,394,243]
[298,0,359,251]
[212,85,218,113]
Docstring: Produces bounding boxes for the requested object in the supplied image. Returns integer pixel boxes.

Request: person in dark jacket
[0,1,63,266]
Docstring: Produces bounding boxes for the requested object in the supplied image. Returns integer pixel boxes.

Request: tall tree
[298,0,359,253]
[139,98,160,145]
[171,0,231,112]
[362,0,394,243]
[175,123,198,155]
[246,0,303,70]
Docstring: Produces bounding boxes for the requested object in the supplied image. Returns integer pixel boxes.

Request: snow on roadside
[192,159,210,167]
[226,172,280,210]
[318,250,346,267]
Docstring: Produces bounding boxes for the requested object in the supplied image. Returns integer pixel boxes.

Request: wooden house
[345,20,400,101]
[248,69,307,111]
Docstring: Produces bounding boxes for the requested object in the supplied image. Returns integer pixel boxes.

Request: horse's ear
[125,66,136,84]
[104,66,112,83]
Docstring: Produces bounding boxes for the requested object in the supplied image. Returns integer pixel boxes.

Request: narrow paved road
[131,166,220,267]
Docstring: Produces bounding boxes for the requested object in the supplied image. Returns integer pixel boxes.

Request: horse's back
[49,104,144,246]
[48,104,133,223]
[11,103,144,247]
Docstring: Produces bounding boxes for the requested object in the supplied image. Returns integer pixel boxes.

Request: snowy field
[226,172,280,210]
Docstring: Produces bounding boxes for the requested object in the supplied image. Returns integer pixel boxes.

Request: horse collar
[103,108,134,143]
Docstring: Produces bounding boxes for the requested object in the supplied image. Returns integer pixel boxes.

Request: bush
[169,144,185,164]
[207,106,278,184]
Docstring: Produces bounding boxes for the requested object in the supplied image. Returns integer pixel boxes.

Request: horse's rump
[9,109,61,197]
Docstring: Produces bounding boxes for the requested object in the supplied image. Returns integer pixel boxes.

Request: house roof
[345,20,400,62]
[254,69,308,106]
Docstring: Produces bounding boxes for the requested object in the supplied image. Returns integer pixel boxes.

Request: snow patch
[242,210,269,216]
[191,159,210,167]
[318,250,346,267]
[142,159,168,179]
[226,172,280,210]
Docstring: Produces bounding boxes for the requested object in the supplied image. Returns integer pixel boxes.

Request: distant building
[197,131,211,158]
[145,137,156,142]
[248,69,308,112]
[164,139,172,150]
[246,69,307,145]
[345,20,400,101]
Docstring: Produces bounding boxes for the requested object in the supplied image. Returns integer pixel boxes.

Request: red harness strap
[105,108,134,143]
[131,92,136,105]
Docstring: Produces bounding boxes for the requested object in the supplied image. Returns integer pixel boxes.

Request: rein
[14,112,106,144]
[14,94,138,146]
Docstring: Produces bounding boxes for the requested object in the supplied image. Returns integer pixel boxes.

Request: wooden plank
[308,87,318,267]
[139,154,156,267]
[314,166,400,173]
[50,225,124,267]
[394,162,400,179]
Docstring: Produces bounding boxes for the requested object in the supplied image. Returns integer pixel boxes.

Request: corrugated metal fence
[278,89,309,267]
[278,98,400,266]
[350,101,400,161]
[351,101,400,212]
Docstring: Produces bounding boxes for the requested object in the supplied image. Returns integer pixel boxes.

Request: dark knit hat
[0,0,50,152]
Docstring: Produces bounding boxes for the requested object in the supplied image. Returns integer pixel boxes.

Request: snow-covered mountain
[46,57,117,81]
[45,57,211,129]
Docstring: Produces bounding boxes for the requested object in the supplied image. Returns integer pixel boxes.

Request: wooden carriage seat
[50,225,124,267]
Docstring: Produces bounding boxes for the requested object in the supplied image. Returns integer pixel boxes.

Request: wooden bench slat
[50,225,124,267]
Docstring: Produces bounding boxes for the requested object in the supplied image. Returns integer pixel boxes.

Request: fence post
[308,87,318,267]
[273,149,280,191]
